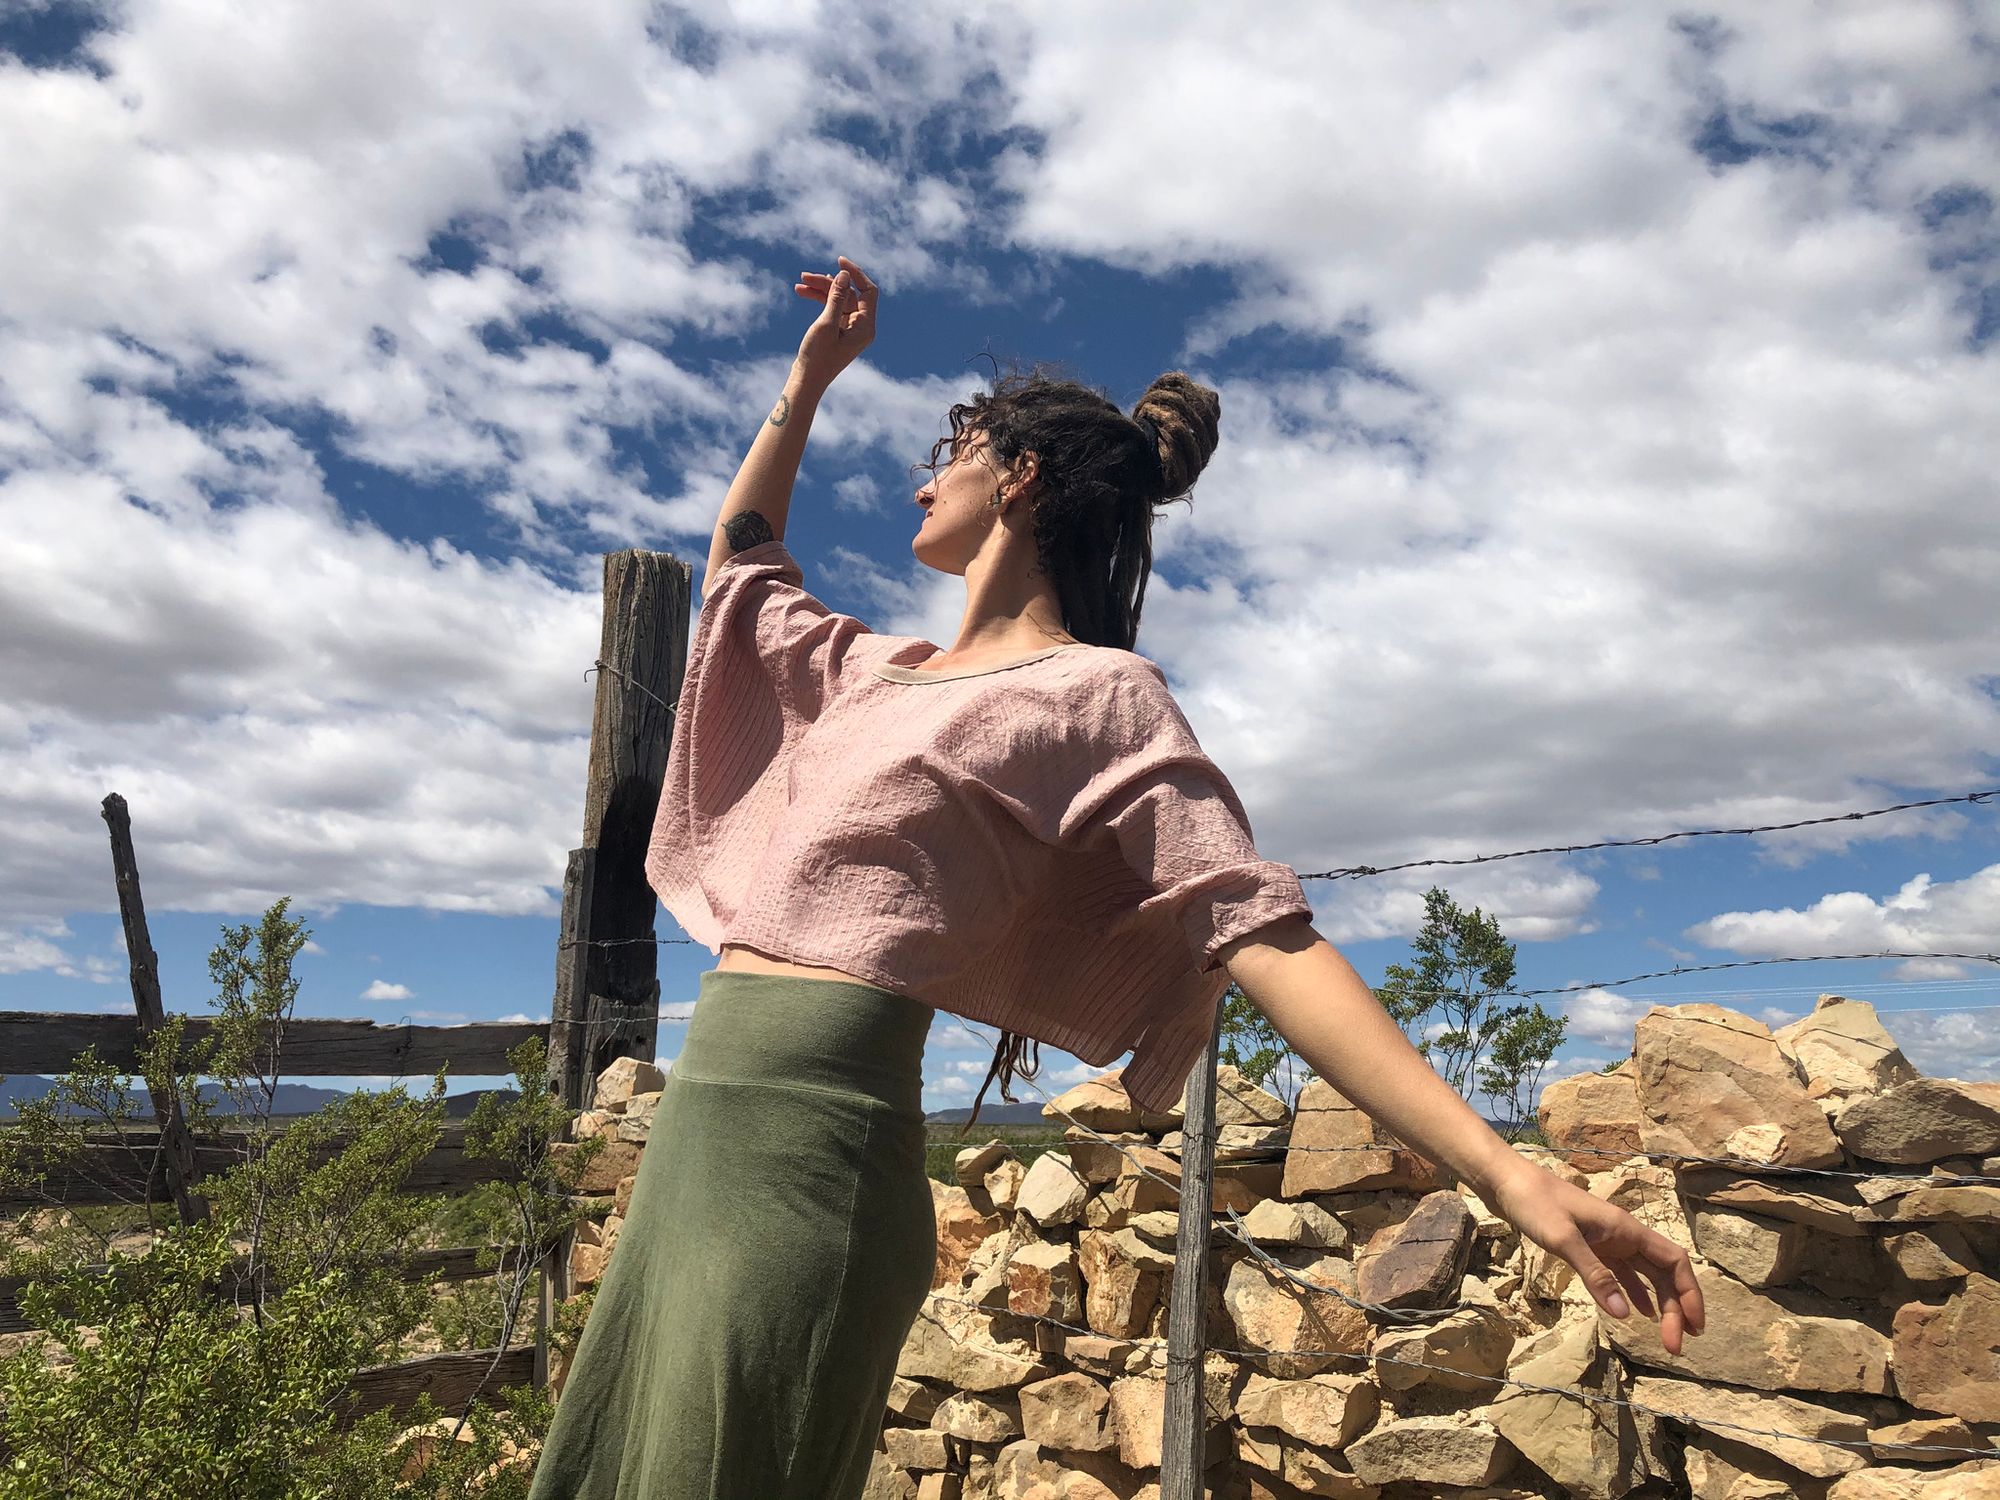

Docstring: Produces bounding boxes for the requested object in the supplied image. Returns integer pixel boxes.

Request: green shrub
[0,898,599,1497]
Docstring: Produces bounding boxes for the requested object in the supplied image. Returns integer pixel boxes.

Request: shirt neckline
[870,642,1091,683]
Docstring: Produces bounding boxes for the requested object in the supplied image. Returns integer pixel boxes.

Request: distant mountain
[924,1101,1051,1126]
[1,1077,519,1120]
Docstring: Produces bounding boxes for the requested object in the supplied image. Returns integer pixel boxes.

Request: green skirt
[526,969,937,1500]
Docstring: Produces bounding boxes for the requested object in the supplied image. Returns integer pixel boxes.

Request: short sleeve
[1056,661,1312,972]
[699,538,873,720]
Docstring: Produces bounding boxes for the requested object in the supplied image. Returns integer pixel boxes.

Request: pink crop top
[642,538,1314,1116]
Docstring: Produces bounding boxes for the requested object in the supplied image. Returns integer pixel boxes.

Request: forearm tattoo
[723,509,776,554]
[769,393,791,427]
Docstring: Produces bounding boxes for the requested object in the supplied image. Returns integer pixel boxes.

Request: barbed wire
[1297,787,1997,881]
[583,659,677,716]
[909,1289,1997,1463]
[1501,951,2000,1000]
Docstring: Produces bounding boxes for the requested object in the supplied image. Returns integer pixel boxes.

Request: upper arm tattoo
[722,509,776,555]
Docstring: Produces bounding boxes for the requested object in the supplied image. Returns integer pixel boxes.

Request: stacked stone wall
[559,997,2000,1499]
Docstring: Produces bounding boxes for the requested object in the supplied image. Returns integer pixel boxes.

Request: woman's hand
[1488,1160,1706,1355]
[792,255,877,391]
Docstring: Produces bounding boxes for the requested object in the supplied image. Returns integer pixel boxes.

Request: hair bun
[1132,372,1220,503]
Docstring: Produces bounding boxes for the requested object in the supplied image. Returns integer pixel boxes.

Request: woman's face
[912,425,1017,570]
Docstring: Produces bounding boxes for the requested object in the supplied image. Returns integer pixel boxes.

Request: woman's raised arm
[703,255,876,595]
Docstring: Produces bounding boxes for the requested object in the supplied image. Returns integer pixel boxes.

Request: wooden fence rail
[0,1011,547,1078]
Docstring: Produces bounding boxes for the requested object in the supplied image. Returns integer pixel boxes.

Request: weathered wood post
[99,792,208,1226]
[1160,1003,1223,1498]
[539,547,692,1387]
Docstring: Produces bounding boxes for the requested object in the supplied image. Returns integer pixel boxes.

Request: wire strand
[1298,787,1998,881]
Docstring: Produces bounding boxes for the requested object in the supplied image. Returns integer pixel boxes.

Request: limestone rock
[1689,1205,1806,1288]
[1233,1424,1381,1497]
[1344,1414,1515,1489]
[1106,1372,1230,1472]
[935,1180,1006,1290]
[1080,1148,1183,1229]
[1827,1461,2000,1498]
[1774,995,1919,1116]
[1015,1152,1090,1226]
[886,1376,940,1423]
[950,1311,1054,1395]
[1042,1068,1181,1133]
[1867,1415,1990,1464]
[1220,1248,1372,1379]
[985,1157,1027,1215]
[882,1426,952,1471]
[956,1139,1011,1188]
[1633,1003,1843,1169]
[1683,1431,1833,1499]
[1370,1302,1512,1392]
[1077,1228,1175,1339]
[1485,1313,1647,1500]
[1885,1226,1979,1285]
[1677,1167,1868,1240]
[1017,1371,1115,1452]
[1239,1197,1350,1252]
[1158,1122,1292,1161]
[1007,1241,1083,1325]
[1061,1131,1149,1185]
[1862,1185,2000,1230]
[550,1138,640,1194]
[862,1449,917,1500]
[1182,1062,1291,1128]
[1280,1078,1440,1197]
[1353,1189,1475,1310]
[592,1055,665,1111]
[1538,1069,1645,1171]
[1235,1370,1378,1448]
[572,1107,619,1141]
[1601,1264,1891,1396]
[1893,1274,2000,1423]
[567,1237,604,1288]
[932,1391,1022,1444]
[897,1300,961,1385]
[614,1090,660,1143]
[1058,1331,1157,1381]
[1591,1160,1694,1252]
[1629,1374,1868,1479]
[1839,1079,2000,1166]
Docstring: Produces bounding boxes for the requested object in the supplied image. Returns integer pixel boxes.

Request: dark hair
[915,359,1223,651]
[931,360,1222,1137]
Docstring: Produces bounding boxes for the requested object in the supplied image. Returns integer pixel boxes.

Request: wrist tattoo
[723,510,776,554]
[769,394,791,428]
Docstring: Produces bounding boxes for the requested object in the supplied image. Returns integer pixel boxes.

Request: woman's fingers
[1607,1258,1657,1320]
[836,255,878,295]
[1554,1228,1631,1320]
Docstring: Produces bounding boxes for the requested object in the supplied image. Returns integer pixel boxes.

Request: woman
[526,256,1704,1500]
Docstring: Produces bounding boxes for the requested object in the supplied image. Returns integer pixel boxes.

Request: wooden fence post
[1159,1003,1223,1499]
[99,793,207,1226]
[575,548,690,1085]
[536,546,691,1389]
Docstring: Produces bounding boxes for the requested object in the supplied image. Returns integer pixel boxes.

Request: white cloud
[1878,1008,2000,1082]
[360,979,414,1002]
[3,0,1996,987]
[1558,988,1654,1052]
[1687,866,2000,958]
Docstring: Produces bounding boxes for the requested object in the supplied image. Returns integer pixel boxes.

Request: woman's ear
[1011,449,1041,502]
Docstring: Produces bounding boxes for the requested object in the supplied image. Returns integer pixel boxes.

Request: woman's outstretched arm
[704,255,877,594]
[1218,913,1706,1354]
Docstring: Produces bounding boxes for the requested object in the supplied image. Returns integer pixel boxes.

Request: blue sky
[3,2,1997,1112]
